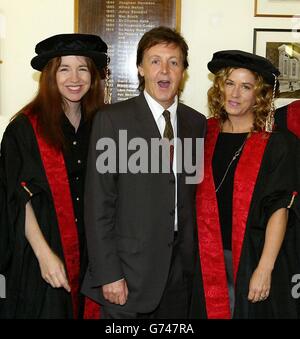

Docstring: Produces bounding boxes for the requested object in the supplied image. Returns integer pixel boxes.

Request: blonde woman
[194,50,299,319]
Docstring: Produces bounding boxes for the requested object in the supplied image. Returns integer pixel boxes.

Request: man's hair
[136,26,189,91]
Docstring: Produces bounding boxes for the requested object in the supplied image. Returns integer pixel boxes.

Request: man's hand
[102,279,128,305]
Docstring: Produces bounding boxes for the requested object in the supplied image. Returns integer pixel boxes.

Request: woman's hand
[37,247,71,292]
[25,202,70,292]
[248,266,271,303]
[247,208,288,304]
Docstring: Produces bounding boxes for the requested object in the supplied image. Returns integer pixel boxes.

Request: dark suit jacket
[82,93,206,313]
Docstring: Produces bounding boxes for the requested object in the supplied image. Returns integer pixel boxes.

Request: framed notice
[74,0,181,103]
[254,0,300,18]
[253,28,300,102]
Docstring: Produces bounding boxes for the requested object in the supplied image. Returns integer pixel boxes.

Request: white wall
[0,0,74,137]
[0,0,297,139]
[180,0,296,113]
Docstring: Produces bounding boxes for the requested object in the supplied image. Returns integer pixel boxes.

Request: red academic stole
[196,119,269,319]
[27,113,100,319]
[287,101,300,138]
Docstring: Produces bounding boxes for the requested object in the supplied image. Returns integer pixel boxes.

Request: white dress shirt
[144,90,178,231]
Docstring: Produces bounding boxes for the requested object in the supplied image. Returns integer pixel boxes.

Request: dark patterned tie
[162,110,174,167]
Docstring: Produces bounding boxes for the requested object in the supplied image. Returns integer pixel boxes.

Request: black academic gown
[275,100,300,189]
[0,114,89,318]
[275,100,300,138]
[195,118,300,319]
[275,101,300,313]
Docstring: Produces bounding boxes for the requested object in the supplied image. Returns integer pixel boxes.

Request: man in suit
[82,26,206,319]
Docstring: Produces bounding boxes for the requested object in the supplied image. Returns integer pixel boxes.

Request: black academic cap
[31,33,108,71]
[207,50,280,86]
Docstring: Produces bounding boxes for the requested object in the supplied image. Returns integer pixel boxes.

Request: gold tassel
[265,112,275,133]
[104,66,112,105]
[265,74,278,133]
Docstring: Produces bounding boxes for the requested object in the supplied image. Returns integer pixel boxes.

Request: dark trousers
[224,249,235,318]
[102,234,191,319]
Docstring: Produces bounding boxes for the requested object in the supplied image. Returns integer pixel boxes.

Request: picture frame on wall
[254,0,300,18]
[253,28,300,101]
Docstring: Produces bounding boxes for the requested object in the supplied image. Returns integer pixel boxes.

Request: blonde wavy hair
[207,67,279,132]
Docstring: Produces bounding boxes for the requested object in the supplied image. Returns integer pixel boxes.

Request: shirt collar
[143,90,178,125]
[62,112,86,135]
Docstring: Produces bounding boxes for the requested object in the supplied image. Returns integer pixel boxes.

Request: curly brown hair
[207,67,279,132]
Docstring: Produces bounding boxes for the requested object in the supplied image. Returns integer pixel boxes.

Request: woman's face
[223,68,257,120]
[56,55,91,106]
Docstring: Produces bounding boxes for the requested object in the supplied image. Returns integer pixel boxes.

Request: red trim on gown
[196,119,269,319]
[27,113,100,319]
[287,101,300,138]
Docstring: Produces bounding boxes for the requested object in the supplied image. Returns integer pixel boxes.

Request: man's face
[138,43,185,109]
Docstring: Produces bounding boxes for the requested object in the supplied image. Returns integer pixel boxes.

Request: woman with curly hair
[193,50,300,318]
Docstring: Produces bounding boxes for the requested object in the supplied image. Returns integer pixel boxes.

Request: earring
[104,65,112,105]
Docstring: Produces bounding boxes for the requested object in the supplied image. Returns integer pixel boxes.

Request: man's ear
[138,64,144,77]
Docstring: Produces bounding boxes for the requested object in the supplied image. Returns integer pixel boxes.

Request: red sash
[27,113,100,319]
[196,119,269,318]
[287,101,300,138]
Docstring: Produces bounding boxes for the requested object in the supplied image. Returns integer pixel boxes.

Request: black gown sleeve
[0,163,12,272]
[234,131,300,318]
[0,115,71,318]
[0,124,32,272]
[257,131,297,226]
[274,105,288,131]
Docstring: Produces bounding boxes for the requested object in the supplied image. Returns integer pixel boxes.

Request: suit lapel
[177,105,191,183]
[133,94,191,141]
[177,104,191,141]
[133,96,192,182]
[133,93,162,140]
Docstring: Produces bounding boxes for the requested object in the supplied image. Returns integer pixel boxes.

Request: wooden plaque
[75,0,181,103]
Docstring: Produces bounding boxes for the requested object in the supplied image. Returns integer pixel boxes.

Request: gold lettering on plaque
[75,0,180,103]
